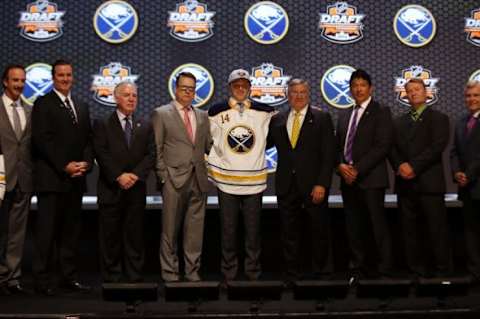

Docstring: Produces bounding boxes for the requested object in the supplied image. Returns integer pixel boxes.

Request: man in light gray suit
[0,64,32,295]
[152,72,212,282]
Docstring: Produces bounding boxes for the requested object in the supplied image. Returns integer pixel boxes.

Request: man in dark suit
[390,78,451,278]
[31,60,93,295]
[0,65,32,295]
[336,69,394,280]
[93,82,154,283]
[268,78,335,286]
[450,80,480,282]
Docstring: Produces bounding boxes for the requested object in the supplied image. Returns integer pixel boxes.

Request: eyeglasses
[178,85,196,93]
[289,91,308,97]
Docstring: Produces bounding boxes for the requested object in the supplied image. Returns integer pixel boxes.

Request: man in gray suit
[152,72,212,282]
[0,64,32,295]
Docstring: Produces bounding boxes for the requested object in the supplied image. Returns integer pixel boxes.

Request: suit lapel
[295,107,313,149]
[277,110,290,149]
[0,99,17,140]
[109,112,129,151]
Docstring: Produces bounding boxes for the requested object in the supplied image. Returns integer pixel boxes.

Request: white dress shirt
[2,93,26,131]
[286,104,308,140]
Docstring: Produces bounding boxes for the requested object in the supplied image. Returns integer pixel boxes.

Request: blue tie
[124,117,132,147]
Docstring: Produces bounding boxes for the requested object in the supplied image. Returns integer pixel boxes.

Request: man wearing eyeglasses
[152,72,212,282]
[208,69,275,283]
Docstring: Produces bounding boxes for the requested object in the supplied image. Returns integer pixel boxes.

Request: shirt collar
[472,110,480,119]
[174,100,192,111]
[357,96,372,109]
[228,97,251,110]
[290,104,308,116]
[2,93,19,107]
[53,88,71,103]
[411,104,428,116]
[116,109,132,122]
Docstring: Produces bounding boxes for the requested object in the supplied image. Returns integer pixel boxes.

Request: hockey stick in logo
[99,11,133,39]
[230,134,253,152]
[398,17,431,43]
[26,80,51,97]
[324,77,355,104]
[250,14,283,40]
[193,75,209,105]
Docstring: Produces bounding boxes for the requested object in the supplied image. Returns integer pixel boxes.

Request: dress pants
[32,190,83,288]
[277,181,332,281]
[160,173,206,282]
[462,195,480,280]
[218,189,262,281]
[342,185,393,275]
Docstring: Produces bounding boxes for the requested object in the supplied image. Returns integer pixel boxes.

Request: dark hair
[51,59,72,77]
[349,69,372,87]
[175,72,196,87]
[2,64,25,88]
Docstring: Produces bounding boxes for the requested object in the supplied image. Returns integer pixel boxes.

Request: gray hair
[465,80,480,91]
[113,81,137,97]
[288,78,310,90]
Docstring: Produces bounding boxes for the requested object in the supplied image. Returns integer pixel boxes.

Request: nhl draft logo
[393,5,436,48]
[21,63,53,106]
[250,63,291,106]
[227,125,255,154]
[93,0,138,44]
[320,65,355,109]
[168,63,214,108]
[465,8,480,47]
[394,65,439,106]
[18,0,65,42]
[469,69,480,82]
[167,0,215,42]
[318,2,365,44]
[244,1,289,45]
[265,147,277,173]
[91,62,139,107]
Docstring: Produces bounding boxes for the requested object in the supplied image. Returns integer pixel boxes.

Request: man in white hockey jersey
[208,69,275,282]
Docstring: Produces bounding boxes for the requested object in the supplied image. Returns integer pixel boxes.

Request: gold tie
[291,111,300,148]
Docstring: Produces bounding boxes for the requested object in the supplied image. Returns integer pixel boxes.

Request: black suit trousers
[462,195,480,279]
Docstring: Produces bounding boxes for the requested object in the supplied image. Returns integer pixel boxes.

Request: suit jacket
[93,112,155,205]
[390,107,450,194]
[152,101,212,192]
[336,100,393,189]
[0,98,33,192]
[31,90,93,192]
[268,105,336,197]
[450,114,480,200]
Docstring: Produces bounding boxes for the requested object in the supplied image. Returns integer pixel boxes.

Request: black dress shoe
[61,280,92,293]
[8,284,29,294]
[35,286,56,296]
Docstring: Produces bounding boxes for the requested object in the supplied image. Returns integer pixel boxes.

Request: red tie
[466,116,477,136]
[183,107,194,142]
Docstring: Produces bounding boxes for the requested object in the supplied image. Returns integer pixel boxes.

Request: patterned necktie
[466,115,478,136]
[124,117,132,147]
[11,102,23,140]
[183,107,194,142]
[411,109,419,121]
[344,105,360,164]
[238,102,245,116]
[64,98,78,124]
[290,111,301,148]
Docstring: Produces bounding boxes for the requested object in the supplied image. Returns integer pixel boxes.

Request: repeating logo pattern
[93,0,138,44]
[393,5,436,48]
[227,125,255,154]
[320,65,355,109]
[469,69,480,82]
[318,2,365,44]
[394,65,439,106]
[91,62,139,107]
[249,63,291,106]
[465,8,480,47]
[168,63,214,108]
[21,63,53,106]
[265,147,277,173]
[244,1,289,44]
[18,0,65,42]
[167,0,215,42]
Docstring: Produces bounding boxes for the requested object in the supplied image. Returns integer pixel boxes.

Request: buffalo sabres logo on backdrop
[469,69,480,82]
[393,5,436,48]
[321,65,355,109]
[91,62,139,107]
[394,65,439,106]
[227,125,255,154]
[265,147,277,173]
[21,63,53,106]
[250,63,291,106]
[318,2,365,44]
[18,0,65,42]
[244,1,289,44]
[93,0,138,44]
[167,0,215,42]
[168,63,214,108]
[465,8,480,47]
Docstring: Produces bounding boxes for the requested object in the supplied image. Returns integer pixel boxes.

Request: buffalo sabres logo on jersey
[321,65,355,109]
[93,0,138,44]
[394,65,439,106]
[469,69,480,82]
[18,0,65,42]
[250,63,291,106]
[394,5,436,48]
[244,1,289,44]
[227,125,255,154]
[265,147,277,173]
[21,63,53,106]
[168,63,214,108]
[91,62,139,107]
[465,8,480,47]
[318,2,365,44]
[167,0,215,42]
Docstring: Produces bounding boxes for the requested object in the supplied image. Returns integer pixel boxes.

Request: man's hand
[398,162,415,180]
[454,171,469,187]
[65,161,88,178]
[338,163,358,185]
[116,173,139,190]
[311,185,326,204]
